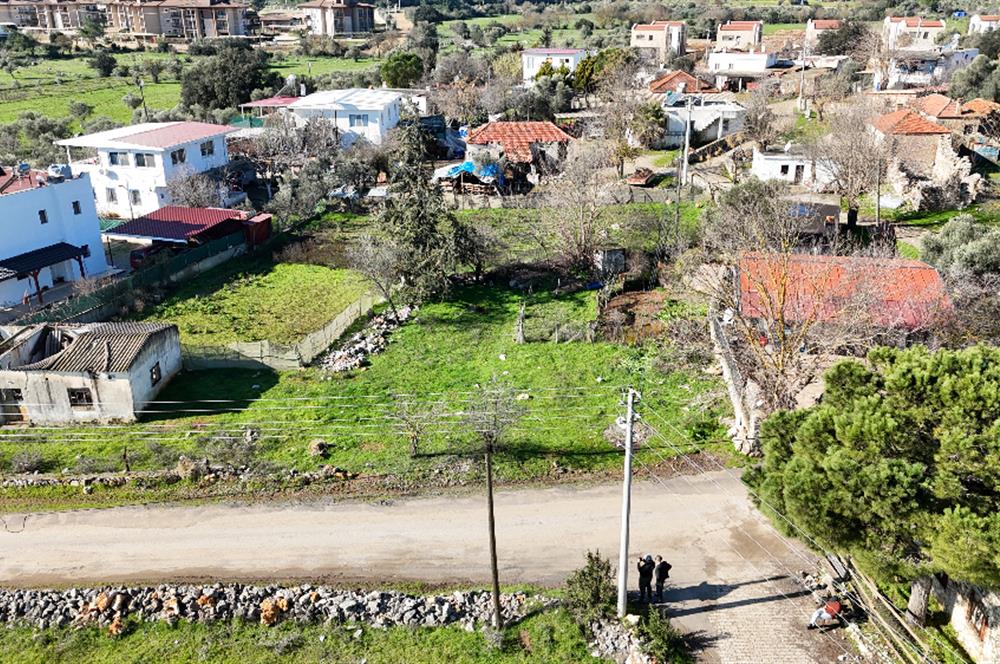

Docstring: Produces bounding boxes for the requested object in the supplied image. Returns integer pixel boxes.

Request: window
[968,592,989,641]
[106,188,117,203]
[135,153,155,168]
[108,151,129,166]
[72,200,81,215]
[200,140,215,157]
[349,114,368,127]
[170,148,186,165]
[38,209,48,224]
[780,164,790,175]
[0,388,23,403]
[150,362,162,386]
[130,189,141,205]
[67,388,93,409]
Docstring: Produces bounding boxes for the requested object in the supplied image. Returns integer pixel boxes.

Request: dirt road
[0,471,850,662]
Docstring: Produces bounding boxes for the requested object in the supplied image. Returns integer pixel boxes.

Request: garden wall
[181,292,383,371]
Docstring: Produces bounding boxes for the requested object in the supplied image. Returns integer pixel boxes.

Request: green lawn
[271,55,382,76]
[763,23,804,35]
[0,610,606,664]
[896,240,920,259]
[1,282,725,485]
[136,254,369,346]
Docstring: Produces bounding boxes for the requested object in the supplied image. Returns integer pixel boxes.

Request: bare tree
[462,377,526,630]
[347,234,402,319]
[541,141,623,273]
[166,167,226,208]
[743,82,787,151]
[808,103,893,229]
[696,179,912,411]
[392,396,443,457]
[596,54,643,178]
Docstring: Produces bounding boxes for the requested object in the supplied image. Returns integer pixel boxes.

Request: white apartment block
[56,122,236,219]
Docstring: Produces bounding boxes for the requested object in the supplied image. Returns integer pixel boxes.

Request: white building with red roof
[805,18,842,48]
[521,48,591,84]
[0,165,109,307]
[630,20,687,62]
[882,16,946,50]
[969,14,1000,34]
[465,121,572,180]
[56,121,237,219]
[716,20,763,50]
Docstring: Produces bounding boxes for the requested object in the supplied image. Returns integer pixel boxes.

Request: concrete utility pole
[680,96,693,185]
[797,41,807,114]
[616,388,639,618]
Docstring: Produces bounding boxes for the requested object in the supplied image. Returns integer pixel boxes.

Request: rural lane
[0,470,851,662]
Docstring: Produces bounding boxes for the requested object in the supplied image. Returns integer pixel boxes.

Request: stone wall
[932,577,999,664]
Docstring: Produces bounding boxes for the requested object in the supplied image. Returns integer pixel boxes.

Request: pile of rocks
[588,617,653,664]
[320,306,413,374]
[0,585,548,633]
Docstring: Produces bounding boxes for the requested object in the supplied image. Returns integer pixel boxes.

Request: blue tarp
[445,161,504,186]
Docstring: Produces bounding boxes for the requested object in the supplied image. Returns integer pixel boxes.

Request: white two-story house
[286,88,403,146]
[0,165,109,307]
[521,48,590,84]
[970,14,1000,34]
[56,122,237,219]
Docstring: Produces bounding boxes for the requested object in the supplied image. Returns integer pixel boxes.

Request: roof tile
[871,109,950,135]
[466,121,572,163]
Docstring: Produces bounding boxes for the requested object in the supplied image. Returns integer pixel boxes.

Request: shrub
[564,550,616,625]
[10,450,45,474]
[639,609,692,664]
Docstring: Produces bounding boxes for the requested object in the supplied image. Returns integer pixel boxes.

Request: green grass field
[136,255,369,346]
[0,610,605,664]
[763,23,805,35]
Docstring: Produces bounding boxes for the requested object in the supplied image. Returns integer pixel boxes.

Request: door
[0,388,26,424]
[794,164,805,184]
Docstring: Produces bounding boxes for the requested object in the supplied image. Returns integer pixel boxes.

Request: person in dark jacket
[654,555,672,602]
[637,554,655,602]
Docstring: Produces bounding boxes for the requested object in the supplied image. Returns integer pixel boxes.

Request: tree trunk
[485,444,503,629]
[906,576,932,627]
[846,206,859,230]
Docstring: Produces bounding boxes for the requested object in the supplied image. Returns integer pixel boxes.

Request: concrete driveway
[0,470,852,662]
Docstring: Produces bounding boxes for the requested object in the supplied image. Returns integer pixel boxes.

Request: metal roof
[56,122,236,152]
[289,88,403,112]
[0,243,84,282]
[19,323,176,374]
[104,206,246,243]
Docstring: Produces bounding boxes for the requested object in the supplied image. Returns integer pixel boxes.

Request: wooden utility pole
[485,437,502,629]
[616,388,639,617]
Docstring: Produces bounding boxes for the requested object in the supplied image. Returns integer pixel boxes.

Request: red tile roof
[124,122,234,149]
[522,48,586,55]
[0,167,46,196]
[962,98,1000,116]
[809,19,842,30]
[466,121,572,163]
[108,206,247,242]
[634,20,685,30]
[739,253,950,330]
[649,70,718,94]
[871,109,950,135]
[239,96,299,109]
[887,16,945,28]
[909,93,965,119]
[720,20,762,31]
[977,15,1000,21]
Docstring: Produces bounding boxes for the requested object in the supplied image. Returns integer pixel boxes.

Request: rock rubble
[320,306,413,374]
[0,585,548,633]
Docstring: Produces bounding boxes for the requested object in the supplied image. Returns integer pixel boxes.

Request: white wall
[970,15,1000,33]
[708,51,776,73]
[0,370,137,424]
[521,52,585,83]
[0,173,109,306]
[751,148,835,188]
[72,136,230,218]
[288,102,400,146]
[127,326,182,410]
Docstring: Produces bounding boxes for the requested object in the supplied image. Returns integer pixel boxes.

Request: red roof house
[871,108,951,135]
[105,206,250,244]
[466,121,573,164]
[649,70,718,94]
[739,253,950,331]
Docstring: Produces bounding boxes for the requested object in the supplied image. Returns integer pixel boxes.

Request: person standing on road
[654,555,672,602]
[637,554,655,602]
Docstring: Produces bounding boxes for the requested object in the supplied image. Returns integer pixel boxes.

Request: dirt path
[0,471,851,663]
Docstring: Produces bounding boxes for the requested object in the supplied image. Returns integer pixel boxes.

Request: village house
[630,20,687,63]
[0,165,109,308]
[805,18,841,49]
[871,108,953,177]
[875,47,979,89]
[300,0,373,36]
[707,49,779,90]
[56,121,238,219]
[716,20,763,51]
[648,70,718,95]
[257,8,306,36]
[882,16,947,51]
[286,88,403,146]
[465,121,572,182]
[658,92,746,148]
[0,322,180,425]
[750,145,835,190]
[520,48,589,84]
[0,0,103,33]
[968,14,1000,34]
[932,578,999,664]
[103,0,251,40]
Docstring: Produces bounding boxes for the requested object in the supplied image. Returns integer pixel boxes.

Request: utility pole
[680,95,693,185]
[616,388,639,618]
[485,434,503,630]
[797,40,807,114]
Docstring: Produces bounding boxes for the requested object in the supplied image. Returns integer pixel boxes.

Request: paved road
[0,471,850,663]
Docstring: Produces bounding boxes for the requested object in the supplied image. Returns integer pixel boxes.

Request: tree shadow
[139,369,281,422]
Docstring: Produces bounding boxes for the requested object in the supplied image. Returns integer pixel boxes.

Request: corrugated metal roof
[20,323,175,374]
[106,206,246,242]
[0,243,84,282]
